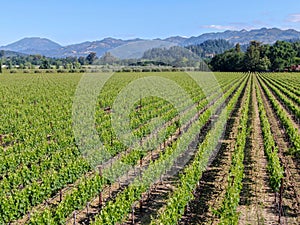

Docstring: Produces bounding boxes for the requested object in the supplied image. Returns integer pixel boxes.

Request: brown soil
[122,117,213,225]
[118,78,245,225]
[257,75,300,225]
[13,95,205,225]
[66,96,214,225]
[65,76,244,225]
[237,75,277,225]
[260,76,300,131]
[178,76,249,225]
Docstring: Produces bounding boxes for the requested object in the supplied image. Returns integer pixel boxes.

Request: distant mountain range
[1,28,300,58]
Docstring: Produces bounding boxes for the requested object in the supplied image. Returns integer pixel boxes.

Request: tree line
[210,40,300,72]
[0,39,235,71]
[1,40,300,73]
[186,39,235,58]
[0,51,98,71]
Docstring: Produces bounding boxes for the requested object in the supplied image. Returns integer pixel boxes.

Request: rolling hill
[1,28,300,58]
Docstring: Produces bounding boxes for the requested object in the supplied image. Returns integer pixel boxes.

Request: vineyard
[0,71,299,225]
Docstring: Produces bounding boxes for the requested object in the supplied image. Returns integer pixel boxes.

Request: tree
[142,46,201,67]
[243,41,262,71]
[242,41,272,71]
[0,61,2,73]
[54,60,62,69]
[24,62,33,69]
[7,61,12,70]
[210,40,300,72]
[19,63,25,69]
[269,41,297,71]
[235,43,241,53]
[63,63,72,70]
[78,56,86,65]
[98,52,118,65]
[72,62,81,69]
[258,56,271,71]
[0,50,5,58]
[210,49,244,71]
[293,41,300,57]
[186,39,234,58]
[260,44,270,58]
[39,59,51,69]
[86,52,97,65]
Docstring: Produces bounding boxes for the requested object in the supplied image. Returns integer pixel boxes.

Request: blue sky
[1,0,300,46]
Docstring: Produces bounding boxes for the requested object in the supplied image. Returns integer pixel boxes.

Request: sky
[0,0,300,46]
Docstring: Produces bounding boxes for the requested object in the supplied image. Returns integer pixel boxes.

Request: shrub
[45,70,55,73]
[161,68,172,72]
[142,68,151,72]
[133,68,142,72]
[57,69,67,73]
[122,68,132,72]
[151,68,162,72]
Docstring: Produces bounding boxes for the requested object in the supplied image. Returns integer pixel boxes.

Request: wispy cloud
[201,25,238,30]
[286,14,300,23]
[201,22,257,31]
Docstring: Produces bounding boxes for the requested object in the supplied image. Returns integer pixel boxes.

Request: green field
[0,72,299,224]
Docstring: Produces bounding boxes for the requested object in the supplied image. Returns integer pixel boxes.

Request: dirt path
[65,77,245,225]
[11,77,243,225]
[257,75,300,225]
[237,76,277,225]
[67,117,198,224]
[120,77,247,225]
[66,95,216,225]
[259,75,300,131]
[14,93,208,225]
[122,119,213,225]
[178,76,249,225]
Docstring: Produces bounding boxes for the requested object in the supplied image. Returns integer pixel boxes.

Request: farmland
[0,71,299,225]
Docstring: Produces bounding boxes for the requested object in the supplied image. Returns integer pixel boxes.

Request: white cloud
[287,14,300,23]
[201,25,237,30]
[201,23,257,31]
